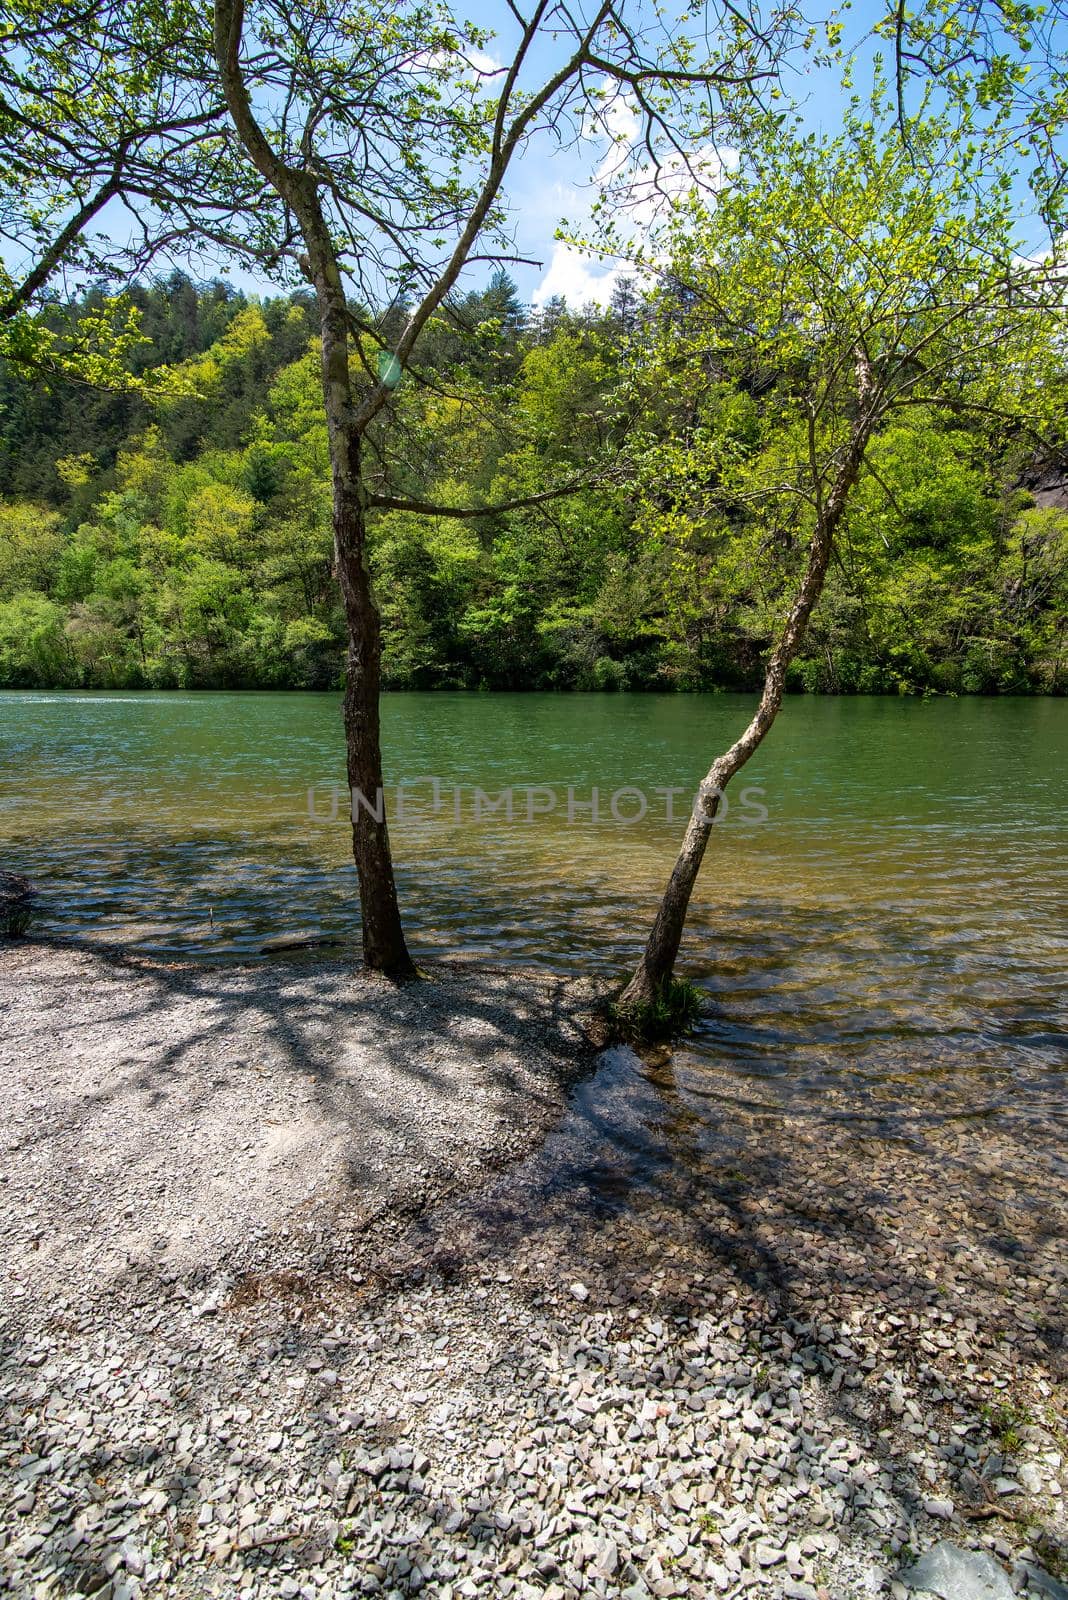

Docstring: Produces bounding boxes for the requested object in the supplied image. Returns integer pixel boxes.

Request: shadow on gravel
[2,884,1066,1598]
[347,1033,1067,1587]
[5,931,595,1198]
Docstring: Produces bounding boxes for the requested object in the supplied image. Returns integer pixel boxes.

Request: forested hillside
[1,272,1064,693]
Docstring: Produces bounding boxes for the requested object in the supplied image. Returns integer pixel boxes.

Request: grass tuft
[2,902,32,939]
[979,1397,1032,1456]
[611,977,704,1043]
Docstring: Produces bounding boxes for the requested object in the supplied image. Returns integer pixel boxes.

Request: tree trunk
[213,6,415,975]
[337,487,415,975]
[619,412,874,1012]
[310,228,415,976]
[213,0,413,974]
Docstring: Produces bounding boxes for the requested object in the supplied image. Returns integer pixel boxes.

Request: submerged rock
[901,1541,1014,1600]
[259,928,340,953]
[0,870,35,938]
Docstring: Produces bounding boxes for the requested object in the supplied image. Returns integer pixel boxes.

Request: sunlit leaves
[621,73,1067,686]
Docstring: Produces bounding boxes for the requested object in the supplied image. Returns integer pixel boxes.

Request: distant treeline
[0,272,1064,693]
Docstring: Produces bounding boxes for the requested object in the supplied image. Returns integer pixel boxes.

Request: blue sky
[59,0,1059,312]
[404,0,869,308]
[209,0,862,309]
[472,0,1065,310]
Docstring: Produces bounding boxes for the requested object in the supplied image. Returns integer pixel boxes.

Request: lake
[2,690,1066,1134]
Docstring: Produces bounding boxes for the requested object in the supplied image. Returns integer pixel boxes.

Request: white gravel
[0,943,591,1296]
[0,943,1065,1600]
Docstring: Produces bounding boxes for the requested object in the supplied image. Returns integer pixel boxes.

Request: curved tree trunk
[619,411,875,1012]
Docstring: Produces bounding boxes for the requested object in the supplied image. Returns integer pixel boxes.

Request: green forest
[1,268,1065,696]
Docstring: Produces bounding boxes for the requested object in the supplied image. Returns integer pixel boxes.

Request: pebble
[755,1543,786,1567]
[1,951,1065,1600]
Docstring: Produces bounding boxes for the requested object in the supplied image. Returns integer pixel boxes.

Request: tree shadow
[1,865,1065,1597]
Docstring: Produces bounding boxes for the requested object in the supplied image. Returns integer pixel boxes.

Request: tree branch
[0,171,120,321]
[351,1,615,432]
[368,476,615,520]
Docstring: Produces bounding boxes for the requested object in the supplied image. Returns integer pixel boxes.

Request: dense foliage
[0,270,1064,694]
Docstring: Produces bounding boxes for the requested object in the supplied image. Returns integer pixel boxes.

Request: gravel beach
[0,943,1065,1600]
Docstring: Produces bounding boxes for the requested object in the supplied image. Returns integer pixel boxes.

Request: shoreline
[0,941,1065,1600]
[2,685,1066,699]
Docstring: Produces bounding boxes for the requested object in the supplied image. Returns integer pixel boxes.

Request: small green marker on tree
[377,351,402,389]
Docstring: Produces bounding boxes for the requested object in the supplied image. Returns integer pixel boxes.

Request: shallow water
[1,690,1066,1138]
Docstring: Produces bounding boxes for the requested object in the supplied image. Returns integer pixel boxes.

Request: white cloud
[467,47,504,77]
[618,144,731,230]
[531,80,734,309]
[410,44,503,79]
[532,243,621,308]
[592,85,642,163]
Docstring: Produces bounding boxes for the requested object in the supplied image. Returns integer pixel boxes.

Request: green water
[2,690,1066,1110]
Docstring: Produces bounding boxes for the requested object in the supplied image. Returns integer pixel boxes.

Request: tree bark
[618,410,875,1011]
[337,493,413,975]
[214,0,414,976]
[308,214,415,977]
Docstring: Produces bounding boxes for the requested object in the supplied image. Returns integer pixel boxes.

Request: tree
[876,0,1068,234]
[0,0,242,384]
[211,0,789,974]
[618,87,1067,1012]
